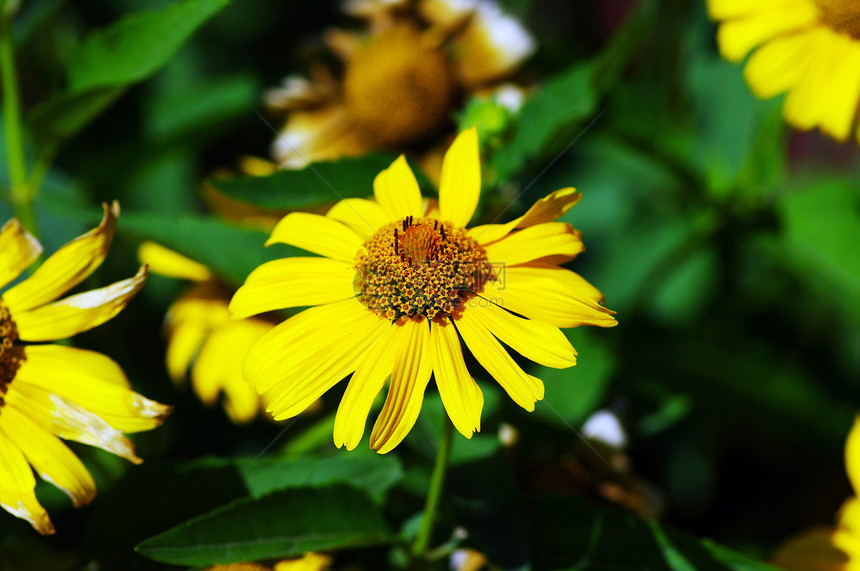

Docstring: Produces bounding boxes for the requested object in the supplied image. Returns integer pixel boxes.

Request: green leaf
[779,180,860,323]
[529,495,776,570]
[187,454,403,500]
[135,485,393,566]
[492,62,598,182]
[117,211,299,286]
[27,0,228,141]
[65,0,228,91]
[531,328,616,428]
[209,154,434,210]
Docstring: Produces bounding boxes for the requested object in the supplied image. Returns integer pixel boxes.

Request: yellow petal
[265,305,387,421]
[484,222,583,266]
[266,212,363,263]
[439,127,481,228]
[814,33,860,141]
[467,188,582,245]
[3,202,119,312]
[457,309,544,411]
[846,416,860,496]
[0,406,96,508]
[326,198,389,239]
[273,553,333,571]
[166,319,208,382]
[14,344,172,433]
[708,0,811,20]
[431,320,483,439]
[0,432,54,534]
[333,322,399,451]
[191,318,271,424]
[744,29,816,98]
[838,497,860,536]
[6,381,142,463]
[229,257,355,319]
[14,266,147,342]
[373,155,424,221]
[469,301,576,368]
[138,241,213,282]
[483,275,617,329]
[370,319,433,454]
[715,1,817,62]
[506,262,607,304]
[0,218,42,290]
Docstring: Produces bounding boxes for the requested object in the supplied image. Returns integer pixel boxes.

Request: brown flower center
[0,299,23,410]
[343,25,456,147]
[354,216,496,321]
[815,0,860,37]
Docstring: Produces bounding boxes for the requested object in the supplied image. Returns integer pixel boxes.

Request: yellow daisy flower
[0,204,171,535]
[139,242,274,424]
[230,127,617,454]
[708,0,860,142]
[773,415,860,570]
[265,0,534,169]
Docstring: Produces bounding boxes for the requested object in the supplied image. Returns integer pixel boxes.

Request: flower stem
[412,417,454,559]
[1,10,36,234]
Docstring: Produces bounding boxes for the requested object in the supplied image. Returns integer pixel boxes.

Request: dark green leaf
[187,454,403,500]
[117,212,299,286]
[209,154,434,210]
[27,0,228,141]
[65,0,228,91]
[529,495,776,570]
[492,62,598,182]
[135,485,393,566]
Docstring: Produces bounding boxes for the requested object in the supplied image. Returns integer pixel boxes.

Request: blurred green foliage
[2,0,860,569]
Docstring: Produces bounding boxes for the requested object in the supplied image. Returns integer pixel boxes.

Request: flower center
[343,25,457,147]
[354,216,496,321]
[0,299,23,410]
[815,0,860,37]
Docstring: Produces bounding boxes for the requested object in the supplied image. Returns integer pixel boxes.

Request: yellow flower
[708,0,860,142]
[265,0,535,169]
[0,204,170,535]
[204,553,331,571]
[230,127,617,454]
[773,415,860,569]
[139,242,274,424]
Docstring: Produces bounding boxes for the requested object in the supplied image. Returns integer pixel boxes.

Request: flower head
[709,0,860,142]
[231,127,616,453]
[0,204,171,534]
[139,242,274,424]
[265,0,535,168]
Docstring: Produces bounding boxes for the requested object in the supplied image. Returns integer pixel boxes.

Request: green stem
[412,417,454,559]
[1,11,35,233]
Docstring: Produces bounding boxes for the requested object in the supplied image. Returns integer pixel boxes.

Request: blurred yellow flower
[265,0,534,169]
[231,127,616,454]
[139,242,273,424]
[708,0,860,143]
[0,204,170,535]
[773,415,860,569]
[204,553,331,571]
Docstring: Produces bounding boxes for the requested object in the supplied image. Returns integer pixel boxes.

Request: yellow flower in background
[708,0,860,143]
[204,552,331,571]
[265,0,534,169]
[231,127,616,454]
[139,243,273,424]
[0,204,170,535]
[773,416,860,569]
